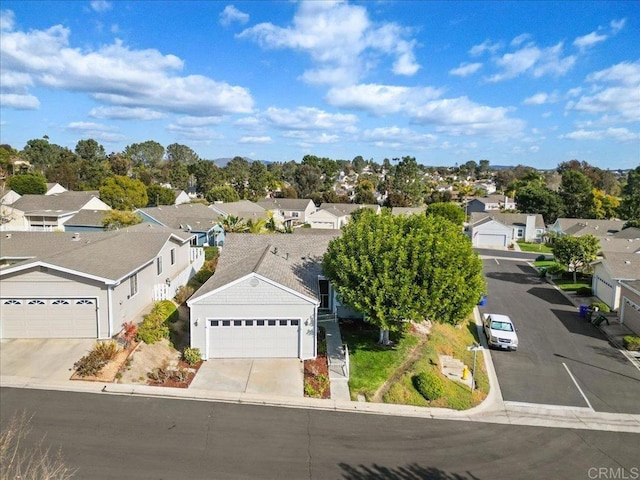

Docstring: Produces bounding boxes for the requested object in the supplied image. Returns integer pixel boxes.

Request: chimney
[525,215,536,242]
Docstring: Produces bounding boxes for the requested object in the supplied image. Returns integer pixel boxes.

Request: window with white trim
[76,299,95,305]
[28,299,46,305]
[157,256,163,275]
[52,299,70,305]
[170,248,176,265]
[3,299,22,305]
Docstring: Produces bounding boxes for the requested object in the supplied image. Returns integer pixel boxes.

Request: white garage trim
[205,316,302,358]
[594,275,616,309]
[476,233,508,247]
[1,296,99,339]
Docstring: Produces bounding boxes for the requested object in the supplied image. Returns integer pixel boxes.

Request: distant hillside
[211,157,272,167]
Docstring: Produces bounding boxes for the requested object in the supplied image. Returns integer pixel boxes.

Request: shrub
[192,268,213,286]
[182,347,202,366]
[547,263,566,276]
[622,336,640,351]
[93,340,120,361]
[576,287,593,296]
[74,350,107,377]
[317,327,327,356]
[155,300,179,323]
[136,301,176,344]
[174,285,194,304]
[120,321,138,348]
[590,302,610,313]
[413,372,445,401]
[536,254,546,262]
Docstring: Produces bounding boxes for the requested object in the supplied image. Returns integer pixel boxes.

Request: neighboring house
[466,195,516,214]
[548,218,627,239]
[468,212,545,247]
[613,227,640,239]
[187,231,340,360]
[1,189,21,206]
[209,200,284,228]
[45,182,67,195]
[1,191,111,231]
[0,227,204,339]
[136,203,224,247]
[173,189,191,205]
[618,281,640,336]
[590,239,640,312]
[256,198,316,227]
[64,210,111,232]
[306,203,380,229]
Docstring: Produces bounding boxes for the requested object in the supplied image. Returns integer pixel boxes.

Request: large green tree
[125,141,165,169]
[7,173,47,195]
[102,210,143,230]
[426,202,466,225]
[323,210,485,344]
[559,170,595,218]
[515,183,564,224]
[388,156,424,207]
[552,234,599,283]
[99,176,148,210]
[618,166,640,221]
[206,185,240,203]
[146,184,176,206]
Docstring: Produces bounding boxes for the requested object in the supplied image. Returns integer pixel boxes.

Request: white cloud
[469,39,502,57]
[219,5,249,26]
[326,84,443,115]
[449,62,482,77]
[523,92,559,105]
[510,34,531,47]
[175,116,223,127]
[0,17,254,116]
[610,18,626,34]
[90,1,112,13]
[573,31,608,50]
[239,136,272,144]
[89,106,165,120]
[0,92,40,109]
[238,1,420,85]
[66,121,124,142]
[0,9,15,31]
[409,96,526,137]
[567,60,640,123]
[363,126,437,148]
[166,123,224,141]
[487,42,576,82]
[561,127,639,141]
[262,106,358,131]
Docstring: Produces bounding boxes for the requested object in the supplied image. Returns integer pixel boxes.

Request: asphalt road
[480,257,640,414]
[1,388,639,480]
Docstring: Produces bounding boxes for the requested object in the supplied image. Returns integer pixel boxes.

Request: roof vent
[625,260,631,264]
[71,233,80,241]
[5,233,11,239]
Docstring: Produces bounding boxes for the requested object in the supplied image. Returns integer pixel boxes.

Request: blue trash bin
[579,305,588,318]
[478,295,487,306]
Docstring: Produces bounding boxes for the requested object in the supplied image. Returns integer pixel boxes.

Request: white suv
[483,313,518,351]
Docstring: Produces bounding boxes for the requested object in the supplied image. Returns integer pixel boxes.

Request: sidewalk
[318,314,351,402]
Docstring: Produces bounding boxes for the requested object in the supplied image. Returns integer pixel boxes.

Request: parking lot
[480,257,640,414]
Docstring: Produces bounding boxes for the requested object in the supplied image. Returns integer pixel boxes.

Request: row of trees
[1,138,637,225]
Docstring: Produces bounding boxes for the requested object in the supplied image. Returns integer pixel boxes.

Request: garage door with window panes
[207,318,300,358]
[1,298,98,338]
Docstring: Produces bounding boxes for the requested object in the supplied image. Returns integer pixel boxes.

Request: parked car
[483,313,518,351]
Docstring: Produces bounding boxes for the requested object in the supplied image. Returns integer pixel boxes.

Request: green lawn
[553,278,591,291]
[533,260,556,268]
[517,241,553,254]
[342,319,489,410]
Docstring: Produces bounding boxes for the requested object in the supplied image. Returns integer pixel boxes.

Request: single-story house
[591,246,640,312]
[466,195,516,214]
[468,212,545,247]
[0,227,203,339]
[136,203,225,247]
[1,191,111,231]
[548,218,627,239]
[256,198,316,227]
[64,210,111,232]
[619,281,640,336]
[307,203,380,229]
[187,231,341,360]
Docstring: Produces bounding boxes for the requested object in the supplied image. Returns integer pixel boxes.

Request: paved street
[2,387,639,480]
[480,257,640,414]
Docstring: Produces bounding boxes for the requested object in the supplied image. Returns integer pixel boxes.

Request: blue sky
[1,1,638,169]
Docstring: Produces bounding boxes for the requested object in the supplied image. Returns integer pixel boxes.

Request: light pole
[466,343,484,392]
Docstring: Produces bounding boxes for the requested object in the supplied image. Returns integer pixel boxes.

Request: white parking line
[494,258,500,265]
[562,362,594,411]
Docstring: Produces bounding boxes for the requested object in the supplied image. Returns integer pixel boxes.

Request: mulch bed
[146,360,203,388]
[304,354,331,399]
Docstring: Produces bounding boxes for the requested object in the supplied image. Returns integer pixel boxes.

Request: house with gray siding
[0,227,203,339]
[468,212,545,247]
[187,231,340,360]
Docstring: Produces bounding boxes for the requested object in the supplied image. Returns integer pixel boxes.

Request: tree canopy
[99,175,148,210]
[7,173,47,195]
[323,210,485,340]
[552,234,599,283]
[426,202,466,225]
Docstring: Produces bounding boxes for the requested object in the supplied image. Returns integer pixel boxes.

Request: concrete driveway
[0,338,94,383]
[190,358,304,398]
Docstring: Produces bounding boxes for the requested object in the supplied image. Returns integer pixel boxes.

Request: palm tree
[221,215,246,233]
[247,218,267,234]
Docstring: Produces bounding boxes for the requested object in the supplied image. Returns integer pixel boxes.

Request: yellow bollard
[462,366,469,380]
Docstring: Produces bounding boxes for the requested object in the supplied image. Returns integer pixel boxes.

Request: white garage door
[594,275,615,308]
[476,234,507,247]
[1,298,98,339]
[621,297,640,336]
[207,318,300,358]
